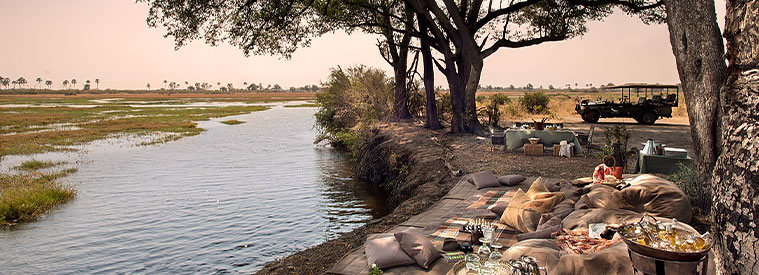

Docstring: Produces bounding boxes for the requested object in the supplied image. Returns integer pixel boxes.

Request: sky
[0,1,726,90]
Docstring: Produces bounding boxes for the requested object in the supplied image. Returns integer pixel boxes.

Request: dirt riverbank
[256,118,695,274]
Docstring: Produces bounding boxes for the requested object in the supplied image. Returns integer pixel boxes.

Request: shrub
[520,91,550,113]
[435,91,452,121]
[314,65,393,149]
[667,163,700,211]
[479,93,511,127]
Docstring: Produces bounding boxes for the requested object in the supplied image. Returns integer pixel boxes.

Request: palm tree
[95,79,100,89]
[146,83,151,90]
[85,80,91,90]
[45,80,52,89]
[163,79,168,89]
[17,77,27,89]
[36,77,42,89]
[71,79,77,89]
[243,82,248,90]
[217,82,221,90]
[11,80,17,89]
[63,80,69,89]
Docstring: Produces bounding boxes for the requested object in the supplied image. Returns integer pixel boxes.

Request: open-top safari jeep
[575,84,680,125]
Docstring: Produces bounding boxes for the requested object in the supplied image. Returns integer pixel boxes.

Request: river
[0,104,389,274]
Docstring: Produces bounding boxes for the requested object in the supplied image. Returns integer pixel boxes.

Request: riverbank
[256,118,696,274]
[257,122,455,274]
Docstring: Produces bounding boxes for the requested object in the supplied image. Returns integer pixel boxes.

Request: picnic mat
[467,189,516,210]
[428,216,519,249]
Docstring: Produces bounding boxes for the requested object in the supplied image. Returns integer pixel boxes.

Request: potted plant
[600,125,634,178]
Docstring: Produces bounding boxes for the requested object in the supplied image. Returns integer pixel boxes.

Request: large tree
[402,0,665,133]
[711,0,759,272]
[664,0,758,273]
[663,0,726,212]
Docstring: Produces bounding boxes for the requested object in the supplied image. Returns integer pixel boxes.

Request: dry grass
[475,89,689,124]
[14,160,65,172]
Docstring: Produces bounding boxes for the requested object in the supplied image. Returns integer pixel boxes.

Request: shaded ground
[257,118,696,274]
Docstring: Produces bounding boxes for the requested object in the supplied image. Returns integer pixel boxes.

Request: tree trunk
[419,20,441,130]
[664,0,726,212]
[711,1,759,273]
[463,59,486,135]
[393,52,412,120]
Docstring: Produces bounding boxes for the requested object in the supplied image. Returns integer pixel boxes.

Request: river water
[0,104,389,274]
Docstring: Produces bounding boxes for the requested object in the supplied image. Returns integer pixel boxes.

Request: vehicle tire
[640,112,658,125]
[582,111,600,123]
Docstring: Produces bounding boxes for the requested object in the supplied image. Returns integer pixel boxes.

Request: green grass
[284,103,320,108]
[14,160,64,171]
[0,171,76,225]
[220,119,245,125]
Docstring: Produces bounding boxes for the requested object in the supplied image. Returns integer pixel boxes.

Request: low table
[634,151,693,174]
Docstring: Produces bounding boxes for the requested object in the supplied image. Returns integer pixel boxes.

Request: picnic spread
[327,171,713,275]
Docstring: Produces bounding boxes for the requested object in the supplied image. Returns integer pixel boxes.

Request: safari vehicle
[575,84,680,125]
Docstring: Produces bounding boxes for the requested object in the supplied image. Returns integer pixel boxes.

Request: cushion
[470,171,500,189]
[499,189,531,231]
[490,202,509,217]
[574,175,692,223]
[394,229,441,269]
[500,189,556,233]
[497,175,527,186]
[364,234,416,269]
[526,177,551,198]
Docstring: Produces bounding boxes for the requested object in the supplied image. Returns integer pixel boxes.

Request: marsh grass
[15,159,65,171]
[0,97,269,156]
[220,119,245,125]
[284,103,320,108]
[0,170,76,225]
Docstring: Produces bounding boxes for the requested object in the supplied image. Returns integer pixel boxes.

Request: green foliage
[314,65,392,150]
[479,93,511,127]
[1,171,76,225]
[220,119,245,125]
[15,160,62,172]
[436,92,452,121]
[520,91,550,113]
[667,163,700,210]
[369,263,384,275]
[599,125,634,165]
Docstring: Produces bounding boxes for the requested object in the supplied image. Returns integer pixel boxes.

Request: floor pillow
[364,233,416,269]
[497,175,527,186]
[469,171,501,189]
[394,229,441,269]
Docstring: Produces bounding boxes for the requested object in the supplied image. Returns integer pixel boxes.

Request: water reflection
[0,105,388,274]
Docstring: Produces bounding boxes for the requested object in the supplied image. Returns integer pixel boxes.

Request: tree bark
[393,50,412,120]
[664,0,726,212]
[710,1,759,273]
[419,19,442,130]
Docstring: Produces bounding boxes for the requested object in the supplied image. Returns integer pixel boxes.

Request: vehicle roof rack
[604,84,680,89]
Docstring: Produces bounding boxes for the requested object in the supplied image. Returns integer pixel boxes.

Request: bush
[520,91,550,113]
[667,163,700,211]
[479,93,511,127]
[435,91,452,121]
[314,65,393,149]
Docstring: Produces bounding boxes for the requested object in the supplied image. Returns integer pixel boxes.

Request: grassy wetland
[0,93,314,225]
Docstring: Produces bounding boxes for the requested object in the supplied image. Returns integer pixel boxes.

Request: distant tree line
[0,75,320,93]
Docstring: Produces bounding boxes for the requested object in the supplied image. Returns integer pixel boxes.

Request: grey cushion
[490,203,509,217]
[497,175,527,186]
[470,171,500,189]
[364,234,416,269]
[394,229,441,269]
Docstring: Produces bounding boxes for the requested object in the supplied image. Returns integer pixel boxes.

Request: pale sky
[0,1,726,90]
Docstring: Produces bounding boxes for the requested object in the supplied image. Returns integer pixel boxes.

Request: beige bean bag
[574,175,692,223]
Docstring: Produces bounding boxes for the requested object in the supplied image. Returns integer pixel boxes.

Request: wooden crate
[524,143,544,156]
[553,144,575,157]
